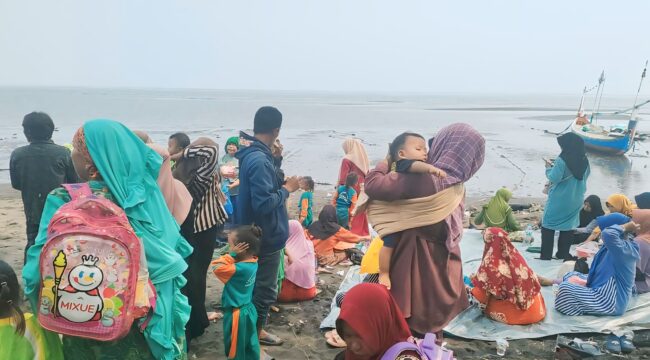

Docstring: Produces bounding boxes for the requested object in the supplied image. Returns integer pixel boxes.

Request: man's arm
[9,151,21,190]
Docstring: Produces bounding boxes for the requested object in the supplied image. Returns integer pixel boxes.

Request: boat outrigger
[571,61,648,155]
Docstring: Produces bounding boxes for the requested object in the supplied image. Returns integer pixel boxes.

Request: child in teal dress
[298,176,315,227]
[211,225,261,360]
[333,173,358,229]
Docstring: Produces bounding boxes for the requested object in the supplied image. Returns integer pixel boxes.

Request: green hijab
[484,188,513,227]
[225,136,240,152]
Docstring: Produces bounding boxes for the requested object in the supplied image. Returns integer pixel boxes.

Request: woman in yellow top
[584,194,636,243]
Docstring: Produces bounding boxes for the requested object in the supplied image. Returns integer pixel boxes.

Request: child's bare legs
[379,246,393,290]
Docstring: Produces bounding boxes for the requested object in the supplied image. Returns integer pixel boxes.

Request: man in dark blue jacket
[236,106,300,351]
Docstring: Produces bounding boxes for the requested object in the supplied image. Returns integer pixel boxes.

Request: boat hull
[571,123,633,155]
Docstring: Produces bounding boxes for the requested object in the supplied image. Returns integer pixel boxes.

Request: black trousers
[180,213,221,347]
[541,227,573,260]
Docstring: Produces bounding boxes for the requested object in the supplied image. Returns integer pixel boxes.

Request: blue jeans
[252,249,282,330]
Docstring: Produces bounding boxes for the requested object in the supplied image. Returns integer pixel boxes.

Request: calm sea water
[1,87,648,198]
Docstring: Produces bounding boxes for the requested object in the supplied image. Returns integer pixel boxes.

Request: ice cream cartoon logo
[55,253,104,323]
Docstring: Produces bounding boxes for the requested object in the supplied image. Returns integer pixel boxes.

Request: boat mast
[627,60,648,145]
[589,70,605,123]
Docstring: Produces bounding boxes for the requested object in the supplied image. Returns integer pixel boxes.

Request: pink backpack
[38,183,155,341]
[381,333,454,360]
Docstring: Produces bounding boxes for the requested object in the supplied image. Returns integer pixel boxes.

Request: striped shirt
[183,145,227,233]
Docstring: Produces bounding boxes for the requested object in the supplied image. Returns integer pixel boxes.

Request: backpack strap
[380,341,422,360]
[62,183,93,200]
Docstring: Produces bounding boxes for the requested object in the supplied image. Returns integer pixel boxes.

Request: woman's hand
[623,221,640,234]
[385,143,393,168]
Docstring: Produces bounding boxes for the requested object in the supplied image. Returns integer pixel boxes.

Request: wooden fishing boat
[571,118,638,155]
[570,62,647,155]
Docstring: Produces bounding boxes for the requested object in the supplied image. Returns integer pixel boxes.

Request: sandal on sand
[620,335,636,354]
[555,335,604,358]
[325,330,347,348]
[605,334,622,354]
[207,312,223,321]
[259,332,284,346]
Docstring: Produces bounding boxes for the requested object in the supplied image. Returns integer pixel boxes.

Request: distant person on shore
[23,120,191,359]
[0,259,64,360]
[555,213,639,316]
[573,195,605,243]
[540,133,590,260]
[306,205,367,266]
[171,136,228,347]
[211,225,261,360]
[338,138,370,236]
[365,123,485,338]
[471,227,546,325]
[632,209,650,294]
[277,220,317,302]
[298,176,315,227]
[10,112,78,262]
[236,106,300,352]
[583,194,636,244]
[221,136,241,225]
[134,130,192,225]
[333,173,359,229]
[636,192,650,209]
[474,188,521,233]
[374,131,447,290]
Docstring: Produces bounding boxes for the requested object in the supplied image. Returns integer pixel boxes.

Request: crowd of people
[2,108,650,360]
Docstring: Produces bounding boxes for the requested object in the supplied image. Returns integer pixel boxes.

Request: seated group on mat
[469,188,650,321]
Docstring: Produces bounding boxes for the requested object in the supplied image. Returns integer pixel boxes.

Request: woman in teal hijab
[23,119,192,360]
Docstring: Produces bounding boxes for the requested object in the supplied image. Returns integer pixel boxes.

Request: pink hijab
[285,220,317,289]
[343,138,370,175]
[148,143,192,225]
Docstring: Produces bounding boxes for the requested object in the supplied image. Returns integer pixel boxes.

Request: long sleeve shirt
[10,140,78,227]
[183,145,227,232]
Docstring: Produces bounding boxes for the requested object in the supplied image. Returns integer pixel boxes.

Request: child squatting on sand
[378,132,447,289]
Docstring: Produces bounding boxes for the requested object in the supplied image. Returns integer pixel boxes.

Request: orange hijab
[607,194,636,217]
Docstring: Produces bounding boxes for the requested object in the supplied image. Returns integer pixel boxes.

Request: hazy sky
[1,1,648,94]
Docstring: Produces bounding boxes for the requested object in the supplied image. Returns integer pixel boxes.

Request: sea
[1,87,648,199]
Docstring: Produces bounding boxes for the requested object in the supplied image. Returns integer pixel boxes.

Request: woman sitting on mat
[471,227,546,325]
[474,188,521,232]
[306,205,368,266]
[277,220,317,302]
[555,213,640,316]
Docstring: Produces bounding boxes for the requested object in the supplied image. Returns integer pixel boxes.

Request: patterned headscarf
[428,123,486,249]
[472,227,541,310]
[72,126,93,164]
[427,123,486,192]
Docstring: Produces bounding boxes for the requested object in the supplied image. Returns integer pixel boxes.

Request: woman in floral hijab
[471,227,546,325]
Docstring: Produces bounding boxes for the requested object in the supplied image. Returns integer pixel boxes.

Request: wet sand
[2,183,650,359]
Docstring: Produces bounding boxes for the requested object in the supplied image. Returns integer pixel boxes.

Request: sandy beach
[2,182,649,359]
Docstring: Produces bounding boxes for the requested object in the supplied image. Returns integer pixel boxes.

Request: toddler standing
[211,225,262,360]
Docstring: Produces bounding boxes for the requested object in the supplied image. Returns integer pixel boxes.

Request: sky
[0,1,649,95]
